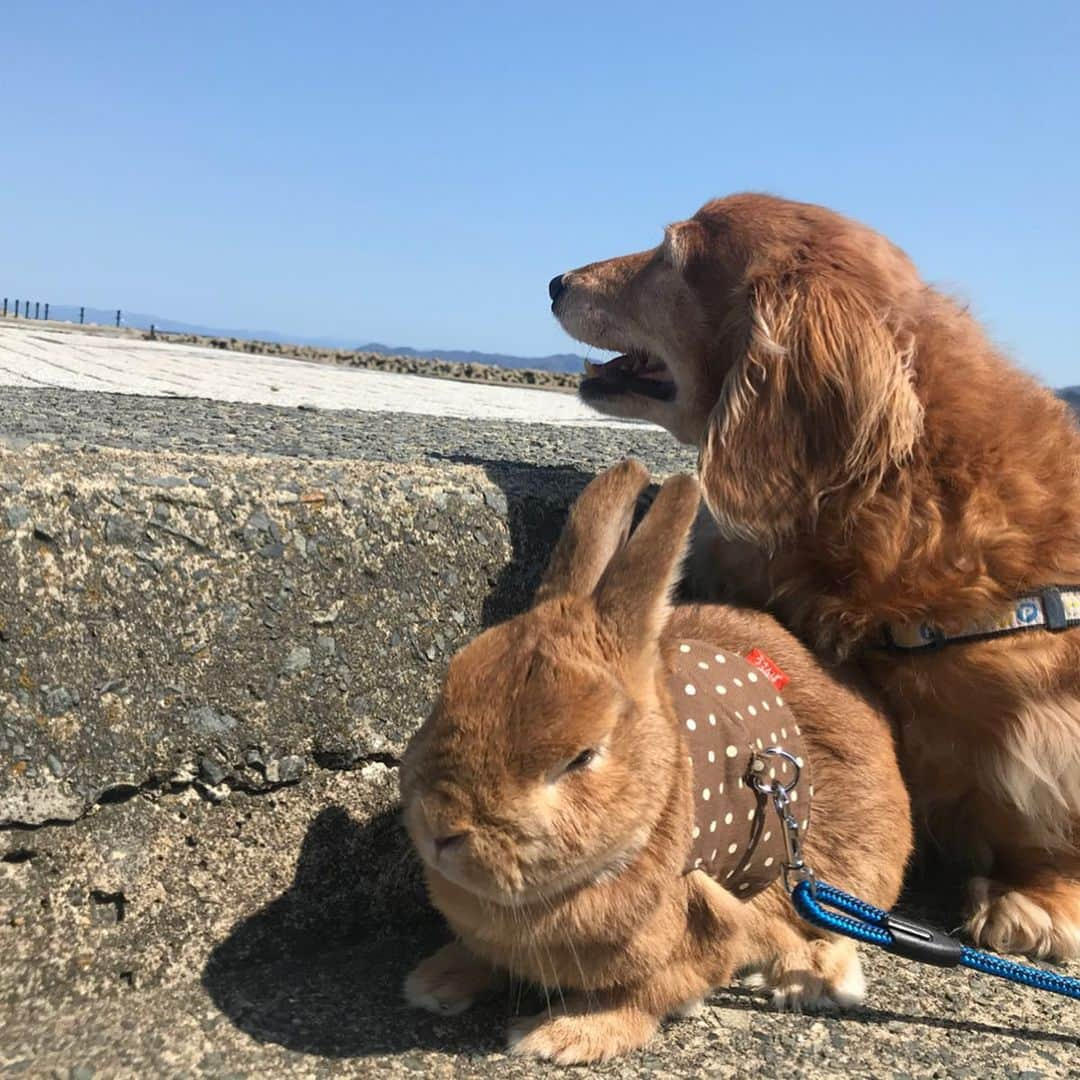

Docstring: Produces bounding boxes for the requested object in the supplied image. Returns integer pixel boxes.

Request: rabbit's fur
[401,460,912,1063]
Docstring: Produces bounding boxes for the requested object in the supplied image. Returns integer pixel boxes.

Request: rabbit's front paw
[404,941,502,1016]
[507,1002,659,1064]
[755,938,866,1013]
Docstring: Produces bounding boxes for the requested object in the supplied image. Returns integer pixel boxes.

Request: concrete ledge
[1,445,586,825]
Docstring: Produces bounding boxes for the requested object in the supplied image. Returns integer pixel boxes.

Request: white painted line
[0,322,652,429]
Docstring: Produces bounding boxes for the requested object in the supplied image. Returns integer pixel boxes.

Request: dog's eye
[565,748,596,773]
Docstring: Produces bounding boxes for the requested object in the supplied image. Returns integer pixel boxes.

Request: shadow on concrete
[434,453,672,627]
[712,987,1079,1047]
[435,454,591,627]
[202,804,523,1058]
[202,808,1073,1062]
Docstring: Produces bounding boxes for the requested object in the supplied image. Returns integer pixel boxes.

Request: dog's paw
[403,942,500,1016]
[967,876,1080,960]
[508,1006,658,1064]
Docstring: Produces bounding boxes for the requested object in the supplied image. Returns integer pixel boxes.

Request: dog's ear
[698,274,923,545]
[662,220,705,272]
[535,459,651,602]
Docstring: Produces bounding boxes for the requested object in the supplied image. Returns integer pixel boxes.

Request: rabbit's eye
[565,748,596,773]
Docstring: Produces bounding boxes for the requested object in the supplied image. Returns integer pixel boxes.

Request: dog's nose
[433,831,468,857]
[549,274,567,302]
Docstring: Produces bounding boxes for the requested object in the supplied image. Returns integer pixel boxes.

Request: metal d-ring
[749,745,802,797]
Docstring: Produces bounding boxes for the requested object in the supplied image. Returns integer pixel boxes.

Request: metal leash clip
[749,747,816,897]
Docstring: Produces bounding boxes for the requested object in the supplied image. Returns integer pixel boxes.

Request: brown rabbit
[400,460,912,1064]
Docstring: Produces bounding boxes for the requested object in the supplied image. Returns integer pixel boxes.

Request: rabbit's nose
[433,831,469,857]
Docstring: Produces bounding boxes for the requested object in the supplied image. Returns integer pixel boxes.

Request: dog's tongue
[584,356,626,379]
[583,354,667,381]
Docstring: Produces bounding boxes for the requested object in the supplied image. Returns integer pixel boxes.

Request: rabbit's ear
[535,459,651,603]
[593,473,700,650]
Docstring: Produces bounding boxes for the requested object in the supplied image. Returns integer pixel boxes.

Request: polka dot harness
[670,640,812,900]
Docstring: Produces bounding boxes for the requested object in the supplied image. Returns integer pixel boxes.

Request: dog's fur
[552,193,1080,958]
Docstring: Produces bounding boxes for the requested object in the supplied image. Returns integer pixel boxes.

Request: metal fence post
[79,306,85,324]
[2,298,6,317]
[115,309,121,328]
[14,300,19,318]
[44,302,49,320]
[34,301,40,319]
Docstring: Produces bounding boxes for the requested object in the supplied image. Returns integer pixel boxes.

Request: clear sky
[3,2,1078,382]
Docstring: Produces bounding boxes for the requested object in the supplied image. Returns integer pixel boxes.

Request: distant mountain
[352,342,585,373]
[32,304,588,374]
[1061,386,1079,412]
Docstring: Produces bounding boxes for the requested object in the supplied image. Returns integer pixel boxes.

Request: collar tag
[746,648,789,690]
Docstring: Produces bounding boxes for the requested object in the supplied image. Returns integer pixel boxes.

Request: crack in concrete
[0,752,401,833]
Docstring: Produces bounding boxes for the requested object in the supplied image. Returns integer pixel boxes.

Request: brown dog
[550,193,1080,959]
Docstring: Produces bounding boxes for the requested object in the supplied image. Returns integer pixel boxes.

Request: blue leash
[749,746,1080,1003]
[791,879,1080,1002]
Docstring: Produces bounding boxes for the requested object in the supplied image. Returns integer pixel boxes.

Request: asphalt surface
[0,384,696,473]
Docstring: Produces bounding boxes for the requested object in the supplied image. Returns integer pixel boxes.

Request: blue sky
[3,2,1078,382]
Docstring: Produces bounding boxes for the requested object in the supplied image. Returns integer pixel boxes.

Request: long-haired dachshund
[551,192,1080,959]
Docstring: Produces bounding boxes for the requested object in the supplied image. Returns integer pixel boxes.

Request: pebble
[275,754,304,782]
[245,509,272,533]
[4,504,29,529]
[198,756,228,786]
[187,705,237,736]
[311,601,341,625]
[104,515,139,545]
[42,687,77,716]
[280,646,311,676]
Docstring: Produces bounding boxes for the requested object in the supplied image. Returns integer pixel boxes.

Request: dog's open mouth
[580,349,676,402]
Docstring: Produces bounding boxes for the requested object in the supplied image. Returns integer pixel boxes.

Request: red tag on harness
[745,648,789,690]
